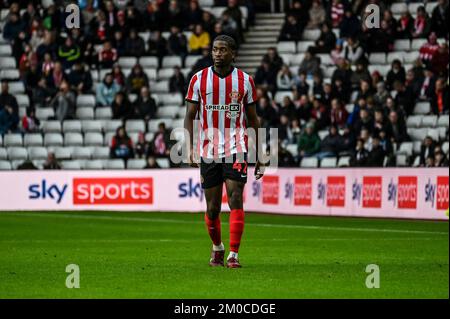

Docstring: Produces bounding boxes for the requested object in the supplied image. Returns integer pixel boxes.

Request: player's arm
[245,103,264,180]
[184,101,199,168]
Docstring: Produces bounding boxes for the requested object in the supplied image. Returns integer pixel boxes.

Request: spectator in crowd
[262,48,284,74]
[330,98,348,129]
[223,0,243,40]
[328,0,346,28]
[21,107,40,133]
[331,39,345,64]
[432,78,449,115]
[57,36,81,70]
[307,0,326,30]
[286,0,309,32]
[144,155,161,169]
[279,15,302,42]
[169,66,187,95]
[32,77,54,109]
[431,0,449,38]
[316,125,343,160]
[126,64,149,95]
[41,52,55,78]
[67,62,93,94]
[0,81,19,114]
[294,71,310,96]
[397,6,414,39]
[350,59,371,91]
[254,61,277,94]
[431,43,449,78]
[277,65,295,91]
[190,47,213,75]
[434,149,449,167]
[112,91,134,120]
[202,10,217,35]
[373,82,390,107]
[135,86,157,121]
[256,97,278,129]
[393,80,415,115]
[147,31,168,67]
[386,110,409,145]
[339,9,360,39]
[367,135,386,167]
[110,126,135,160]
[186,0,204,31]
[112,63,126,87]
[168,25,188,59]
[417,67,437,101]
[386,59,406,91]
[135,132,149,159]
[189,24,211,55]
[17,160,38,170]
[51,80,76,121]
[43,152,61,170]
[149,122,172,158]
[277,141,297,168]
[0,104,19,134]
[420,136,437,166]
[343,36,365,65]
[98,41,118,69]
[298,49,322,77]
[419,32,440,67]
[425,156,435,167]
[96,73,121,106]
[220,12,239,41]
[310,97,329,130]
[412,6,431,39]
[125,29,146,57]
[298,122,321,159]
[167,0,185,29]
[350,138,369,167]
[2,13,25,42]
[313,22,336,54]
[47,61,65,90]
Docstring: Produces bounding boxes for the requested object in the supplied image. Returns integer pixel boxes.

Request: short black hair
[213,35,237,51]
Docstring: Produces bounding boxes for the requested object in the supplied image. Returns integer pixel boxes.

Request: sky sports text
[169,125,279,167]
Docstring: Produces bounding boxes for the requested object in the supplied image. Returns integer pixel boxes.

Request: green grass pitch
[0,211,448,299]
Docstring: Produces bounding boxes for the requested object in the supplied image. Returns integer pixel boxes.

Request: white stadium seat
[127,159,146,170]
[84,160,104,170]
[45,133,64,147]
[24,134,43,146]
[156,158,171,169]
[301,157,318,168]
[7,147,28,161]
[421,116,438,128]
[387,52,404,64]
[407,115,422,128]
[84,133,104,146]
[0,148,8,160]
[338,156,351,167]
[140,57,158,68]
[438,116,449,128]
[63,120,82,133]
[62,161,82,170]
[394,40,411,51]
[369,53,386,65]
[407,128,428,141]
[302,29,320,41]
[297,41,314,53]
[125,120,146,133]
[36,108,55,120]
[157,106,180,118]
[72,147,92,159]
[411,39,427,51]
[95,107,112,119]
[414,102,431,115]
[118,57,138,68]
[148,119,174,132]
[28,147,48,160]
[4,134,23,147]
[320,157,337,168]
[105,159,125,170]
[77,107,95,120]
[286,144,298,157]
[82,120,103,133]
[64,133,84,146]
[76,95,96,108]
[0,160,12,170]
[162,56,182,68]
[53,147,72,160]
[277,42,296,54]
[396,142,414,156]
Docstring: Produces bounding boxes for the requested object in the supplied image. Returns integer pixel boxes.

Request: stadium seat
[279,54,293,66]
[394,40,411,51]
[84,133,104,146]
[118,57,138,68]
[391,3,407,14]
[407,115,422,128]
[44,133,64,147]
[285,144,298,157]
[82,120,103,133]
[277,42,296,54]
[442,142,449,155]
[413,141,422,154]
[7,82,23,94]
[412,155,421,167]
[84,160,104,170]
[104,132,115,146]
[0,69,19,80]
[297,41,314,53]
[162,56,182,68]
[4,134,23,147]
[300,157,318,168]
[0,57,16,69]
[104,120,123,132]
[24,134,43,147]
[140,57,158,68]
[369,53,386,65]
[92,147,111,159]
[427,128,440,142]
[387,52,404,64]
[76,95,96,108]
[185,55,201,68]
[7,147,28,161]
[105,159,125,170]
[396,142,414,156]
[62,161,82,170]
[64,133,84,146]
[411,39,427,51]
[171,119,184,129]
[145,132,155,143]
[274,91,294,104]
[127,159,146,170]
[72,147,92,160]
[144,68,158,81]
[414,102,431,115]
[320,157,337,168]
[421,115,438,128]
[156,158,171,169]
[28,147,48,160]
[0,45,12,56]
[338,156,351,167]
[63,120,82,133]
[76,107,95,120]
[99,69,112,81]
[0,148,7,160]
[36,108,55,120]
[95,107,113,119]
[125,120,146,133]
[404,51,420,64]
[42,121,62,133]
[408,128,428,141]
[156,94,183,106]
[152,81,169,93]
[438,116,449,128]
[318,130,328,140]
[396,154,408,167]
[317,54,333,66]
[157,106,180,118]
[438,127,447,140]
[52,147,72,160]
[0,160,12,170]
[302,29,320,41]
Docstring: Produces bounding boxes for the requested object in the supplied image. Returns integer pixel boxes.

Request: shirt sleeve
[246,75,257,105]
[185,74,200,104]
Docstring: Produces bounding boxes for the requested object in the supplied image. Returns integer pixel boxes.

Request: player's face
[212,41,234,68]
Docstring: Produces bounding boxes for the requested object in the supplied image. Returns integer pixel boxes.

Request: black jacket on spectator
[386,120,409,144]
[431,4,449,38]
[368,145,386,167]
[351,148,369,167]
[0,92,19,114]
[135,96,157,121]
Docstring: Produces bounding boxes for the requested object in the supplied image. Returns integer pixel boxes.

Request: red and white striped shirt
[185,66,257,159]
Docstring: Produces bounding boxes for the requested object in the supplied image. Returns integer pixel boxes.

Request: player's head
[212,35,237,68]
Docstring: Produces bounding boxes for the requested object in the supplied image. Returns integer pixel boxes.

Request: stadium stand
[0,0,448,171]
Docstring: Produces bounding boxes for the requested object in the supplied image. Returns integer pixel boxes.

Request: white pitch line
[1,212,448,235]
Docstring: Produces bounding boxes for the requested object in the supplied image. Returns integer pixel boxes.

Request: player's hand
[189,150,199,168]
[255,161,265,180]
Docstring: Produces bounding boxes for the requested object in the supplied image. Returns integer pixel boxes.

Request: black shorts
[200,153,248,189]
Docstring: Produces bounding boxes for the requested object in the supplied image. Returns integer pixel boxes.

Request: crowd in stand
[255,0,449,167]
[0,0,254,168]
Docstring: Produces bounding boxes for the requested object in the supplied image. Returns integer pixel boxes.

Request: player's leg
[201,159,225,266]
[223,154,248,268]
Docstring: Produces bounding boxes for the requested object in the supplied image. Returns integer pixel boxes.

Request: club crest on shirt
[229,91,242,103]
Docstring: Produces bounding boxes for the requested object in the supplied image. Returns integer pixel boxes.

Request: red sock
[229,209,245,253]
[205,214,222,246]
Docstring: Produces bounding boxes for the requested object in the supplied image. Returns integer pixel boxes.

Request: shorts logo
[294,176,312,206]
[262,176,279,205]
[436,176,449,211]
[362,177,382,208]
[397,176,417,209]
[73,178,153,205]
[327,176,346,207]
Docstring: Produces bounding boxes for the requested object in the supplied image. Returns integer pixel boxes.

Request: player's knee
[228,190,243,209]
[207,203,221,218]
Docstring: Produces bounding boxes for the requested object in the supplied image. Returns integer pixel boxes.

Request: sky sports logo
[252,176,279,205]
[318,177,346,207]
[28,178,154,205]
[353,177,383,209]
[425,176,449,210]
